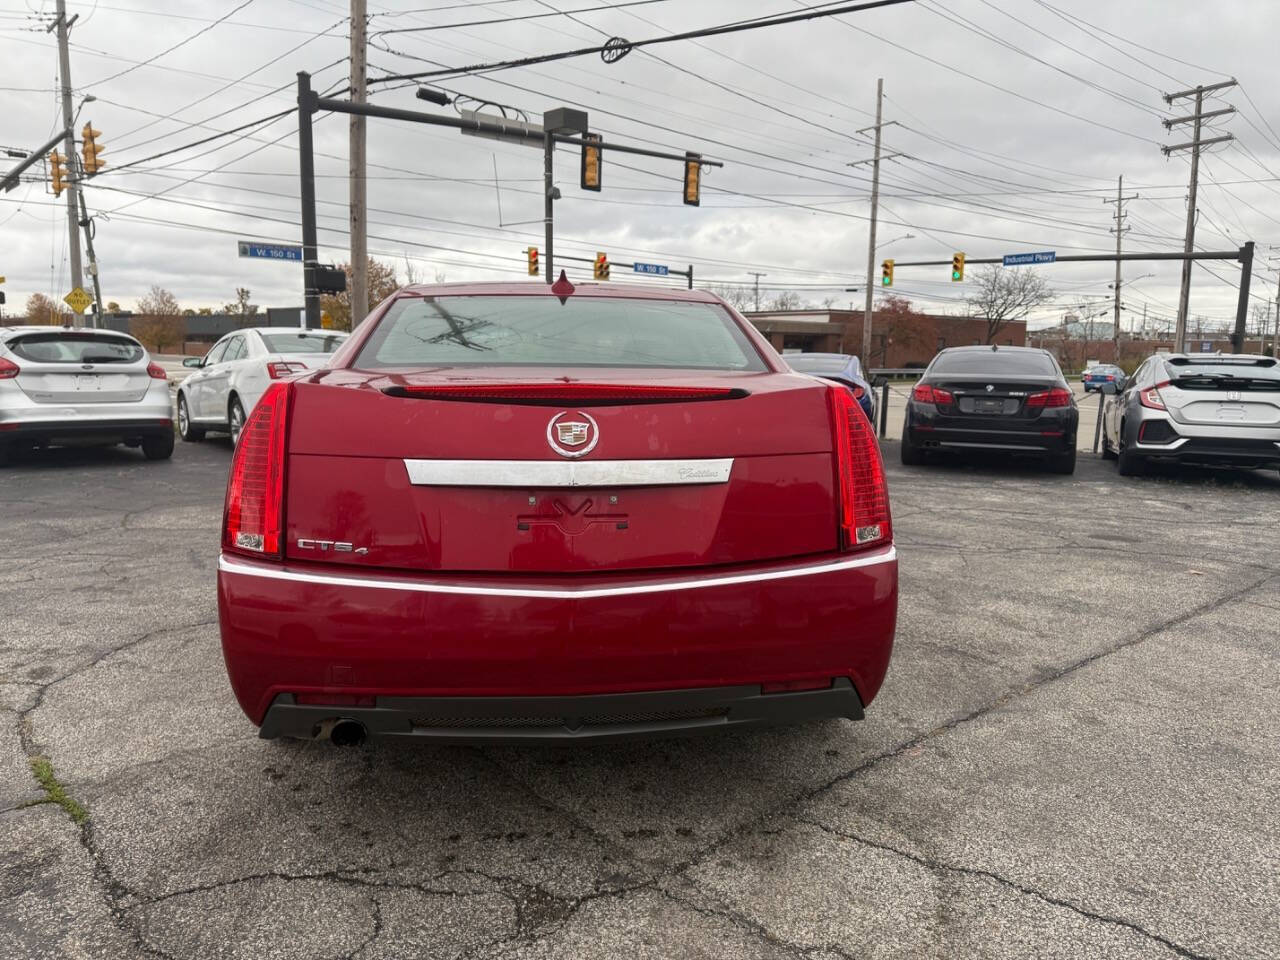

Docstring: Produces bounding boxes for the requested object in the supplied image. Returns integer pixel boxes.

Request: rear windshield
[356,296,767,371]
[260,332,346,354]
[1165,357,1280,389]
[931,350,1057,375]
[9,332,143,364]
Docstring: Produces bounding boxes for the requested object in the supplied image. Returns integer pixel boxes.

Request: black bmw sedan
[901,345,1078,473]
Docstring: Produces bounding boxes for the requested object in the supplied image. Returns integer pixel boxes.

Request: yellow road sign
[63,286,93,313]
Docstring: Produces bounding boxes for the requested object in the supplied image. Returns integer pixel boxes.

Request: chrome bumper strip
[402,457,734,488]
[218,546,896,600]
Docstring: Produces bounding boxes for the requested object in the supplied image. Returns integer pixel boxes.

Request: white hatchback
[0,325,174,464]
[177,327,348,443]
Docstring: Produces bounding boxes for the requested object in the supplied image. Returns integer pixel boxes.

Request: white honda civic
[177,327,347,443]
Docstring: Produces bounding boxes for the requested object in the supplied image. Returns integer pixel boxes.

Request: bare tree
[223,287,258,317]
[965,266,1054,343]
[137,286,181,317]
[705,283,752,312]
[767,290,806,311]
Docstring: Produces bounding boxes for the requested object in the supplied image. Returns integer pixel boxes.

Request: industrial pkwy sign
[1002,251,1057,266]
[238,241,303,262]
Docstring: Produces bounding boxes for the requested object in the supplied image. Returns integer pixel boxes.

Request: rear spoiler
[380,383,749,405]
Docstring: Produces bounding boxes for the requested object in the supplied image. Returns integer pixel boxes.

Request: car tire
[178,395,204,442]
[1116,425,1146,477]
[142,431,175,461]
[1101,432,1118,461]
[228,396,246,446]
[1048,448,1076,475]
[0,443,10,467]
[900,433,926,466]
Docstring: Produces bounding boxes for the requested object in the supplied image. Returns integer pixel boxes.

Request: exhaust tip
[329,718,367,747]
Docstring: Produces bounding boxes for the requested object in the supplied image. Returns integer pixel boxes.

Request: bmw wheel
[228,396,246,445]
[178,394,204,442]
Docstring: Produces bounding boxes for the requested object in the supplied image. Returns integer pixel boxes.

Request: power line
[374,0,676,35]
[83,0,257,87]
[367,0,916,84]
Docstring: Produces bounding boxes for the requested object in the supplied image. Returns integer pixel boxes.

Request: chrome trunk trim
[402,457,734,488]
[218,546,896,600]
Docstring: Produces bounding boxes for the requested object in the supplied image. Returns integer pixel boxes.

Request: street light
[877,232,914,251]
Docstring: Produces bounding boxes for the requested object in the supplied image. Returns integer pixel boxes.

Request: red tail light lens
[1026,388,1072,408]
[0,356,18,380]
[223,383,291,558]
[267,361,308,380]
[146,362,168,380]
[911,383,953,405]
[829,386,892,552]
[385,383,744,404]
[851,385,865,400]
[1140,381,1168,410]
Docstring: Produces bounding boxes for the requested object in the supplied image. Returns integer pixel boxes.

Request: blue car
[1082,364,1126,392]
[786,352,876,423]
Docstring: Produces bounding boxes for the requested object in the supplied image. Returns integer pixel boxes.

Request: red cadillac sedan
[217,277,897,745]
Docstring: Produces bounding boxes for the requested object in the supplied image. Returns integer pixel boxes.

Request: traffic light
[951,252,965,282]
[593,251,610,280]
[49,151,67,197]
[683,152,701,206]
[881,258,894,287]
[527,246,539,276]
[81,123,105,175]
[580,133,602,192]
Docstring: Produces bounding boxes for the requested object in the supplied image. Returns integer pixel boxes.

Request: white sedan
[177,327,348,443]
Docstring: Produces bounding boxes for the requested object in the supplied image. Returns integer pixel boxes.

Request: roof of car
[234,326,349,335]
[1,325,136,336]
[396,280,722,303]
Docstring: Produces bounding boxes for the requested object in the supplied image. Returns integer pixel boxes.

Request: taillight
[146,362,168,380]
[1026,388,1072,408]
[1105,375,1114,381]
[829,386,892,552]
[223,382,291,558]
[851,385,865,400]
[382,383,745,404]
[1140,381,1168,410]
[0,356,18,380]
[910,383,953,405]
[267,361,307,379]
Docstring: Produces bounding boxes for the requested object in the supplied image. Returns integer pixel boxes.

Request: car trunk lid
[8,332,152,404]
[282,368,841,573]
[930,374,1064,419]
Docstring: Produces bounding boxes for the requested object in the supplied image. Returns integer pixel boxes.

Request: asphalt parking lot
[2,440,1278,959]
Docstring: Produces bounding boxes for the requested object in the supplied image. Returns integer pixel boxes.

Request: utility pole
[543,127,555,283]
[349,0,368,326]
[72,154,104,329]
[859,78,884,366]
[298,72,321,329]
[1104,176,1138,350]
[53,0,84,327]
[1162,79,1237,353]
[748,272,767,312]
[1270,256,1280,358]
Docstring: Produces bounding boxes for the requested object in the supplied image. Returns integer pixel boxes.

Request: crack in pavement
[649,571,1275,939]
[793,817,1209,960]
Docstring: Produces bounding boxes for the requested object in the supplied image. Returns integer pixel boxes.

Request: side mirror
[182,356,203,368]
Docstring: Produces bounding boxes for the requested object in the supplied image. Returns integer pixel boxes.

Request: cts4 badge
[297,539,369,555]
[547,410,600,458]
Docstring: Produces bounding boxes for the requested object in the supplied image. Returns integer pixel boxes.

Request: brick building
[744,309,1025,369]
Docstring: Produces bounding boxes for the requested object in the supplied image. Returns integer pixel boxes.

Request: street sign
[1002,251,1057,266]
[632,262,669,276]
[238,241,302,262]
[63,286,92,313]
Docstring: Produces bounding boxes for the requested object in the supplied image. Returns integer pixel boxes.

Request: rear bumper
[906,403,1077,455]
[217,546,898,735]
[259,678,864,744]
[0,416,174,442]
[1135,433,1280,466]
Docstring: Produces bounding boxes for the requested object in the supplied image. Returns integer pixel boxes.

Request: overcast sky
[2,0,1278,333]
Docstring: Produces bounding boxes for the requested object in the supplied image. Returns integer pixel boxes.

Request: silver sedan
[1101,352,1280,476]
[0,326,174,464]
